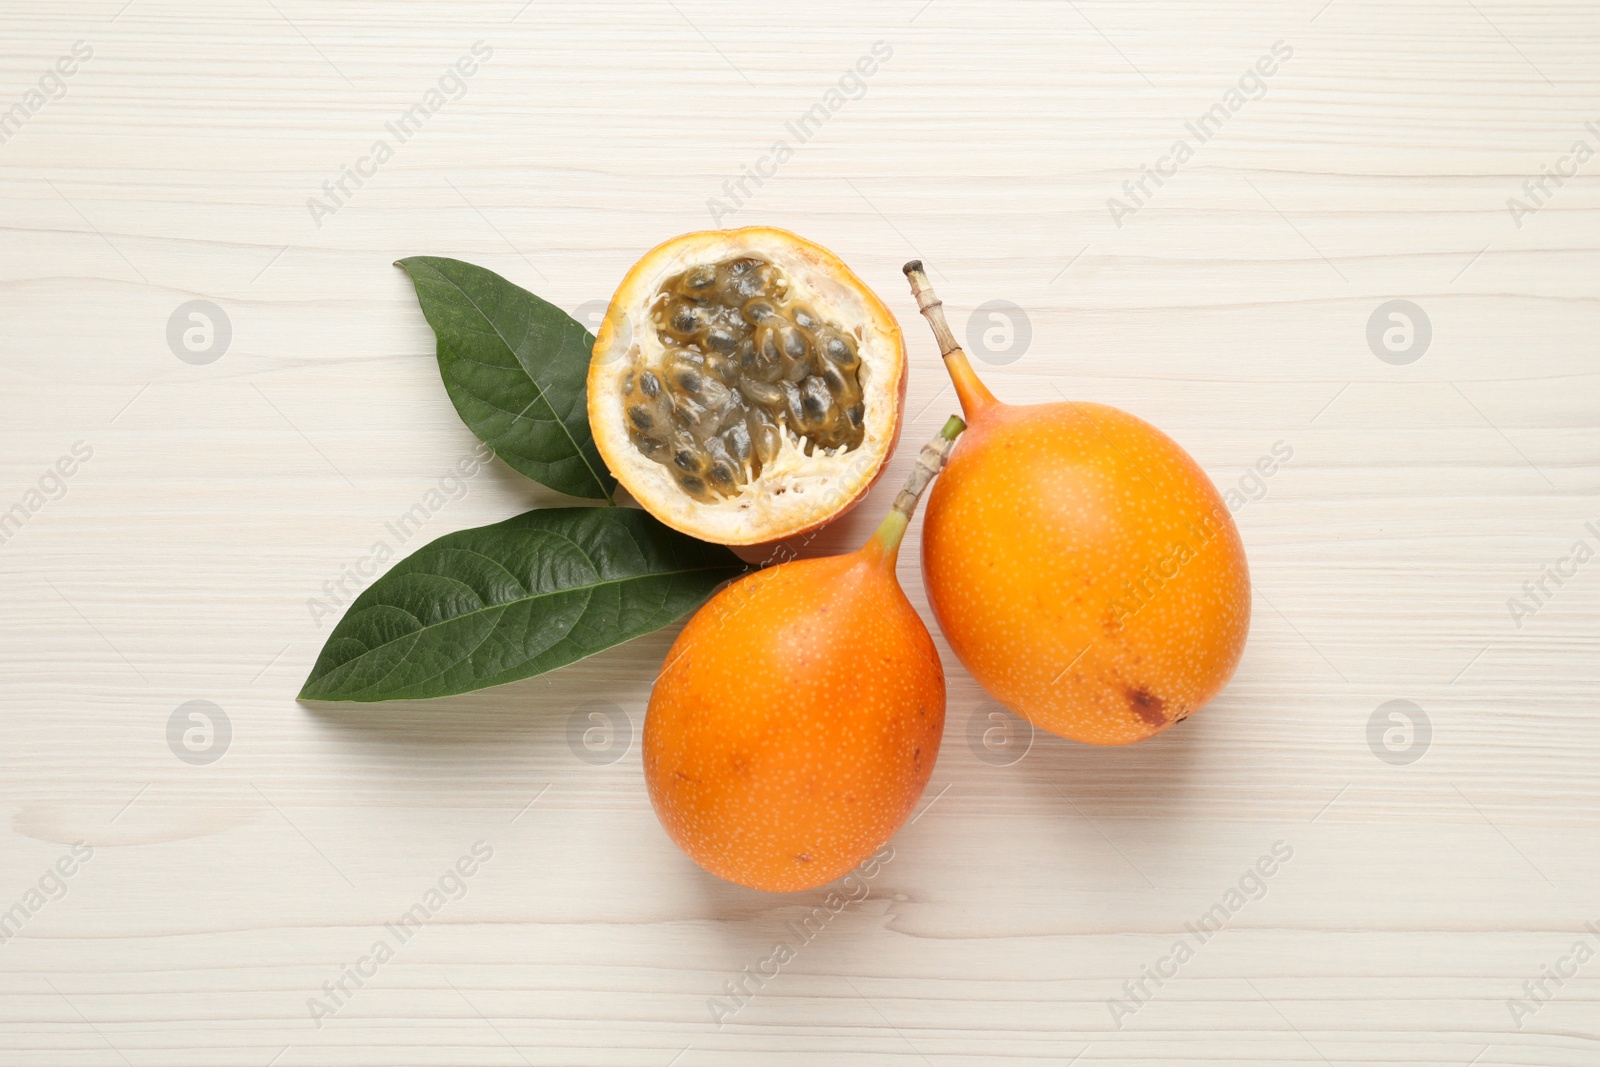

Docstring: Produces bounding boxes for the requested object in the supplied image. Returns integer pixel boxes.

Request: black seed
[717,393,746,430]
[847,402,865,427]
[731,270,764,300]
[782,381,806,425]
[677,473,707,495]
[781,327,807,360]
[676,369,703,394]
[639,371,661,398]
[675,396,714,432]
[706,328,737,353]
[628,405,654,431]
[674,449,699,472]
[725,422,751,461]
[792,305,817,329]
[698,378,732,414]
[801,377,830,420]
[740,379,784,407]
[744,330,783,381]
[684,266,716,289]
[742,300,775,324]
[752,416,782,464]
[709,461,736,487]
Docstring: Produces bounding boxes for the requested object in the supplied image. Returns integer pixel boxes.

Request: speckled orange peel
[643,416,964,893]
[903,261,1251,746]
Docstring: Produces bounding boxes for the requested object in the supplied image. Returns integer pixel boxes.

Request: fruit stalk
[868,415,965,562]
[902,261,998,416]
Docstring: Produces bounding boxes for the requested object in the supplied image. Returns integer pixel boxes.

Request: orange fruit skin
[922,400,1250,746]
[644,548,944,892]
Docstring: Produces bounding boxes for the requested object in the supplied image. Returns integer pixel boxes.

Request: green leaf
[299,508,745,702]
[397,256,616,502]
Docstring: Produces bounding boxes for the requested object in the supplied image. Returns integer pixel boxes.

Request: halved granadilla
[588,227,905,545]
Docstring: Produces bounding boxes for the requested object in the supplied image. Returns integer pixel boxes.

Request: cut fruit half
[589,227,906,545]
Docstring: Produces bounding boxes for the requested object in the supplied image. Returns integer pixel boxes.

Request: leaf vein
[422,261,613,502]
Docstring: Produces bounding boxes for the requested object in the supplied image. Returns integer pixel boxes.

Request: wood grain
[2,0,1597,1063]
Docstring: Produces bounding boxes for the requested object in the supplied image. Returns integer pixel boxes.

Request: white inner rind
[591,232,901,544]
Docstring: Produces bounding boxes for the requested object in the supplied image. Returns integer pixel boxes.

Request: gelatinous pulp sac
[620,255,866,502]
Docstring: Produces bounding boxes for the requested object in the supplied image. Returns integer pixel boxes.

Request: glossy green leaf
[299,508,745,702]
[397,255,616,501]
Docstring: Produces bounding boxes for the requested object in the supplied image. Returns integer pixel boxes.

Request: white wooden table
[3,1,1597,1063]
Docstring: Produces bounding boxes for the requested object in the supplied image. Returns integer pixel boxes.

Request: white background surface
[3,1,1598,1064]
